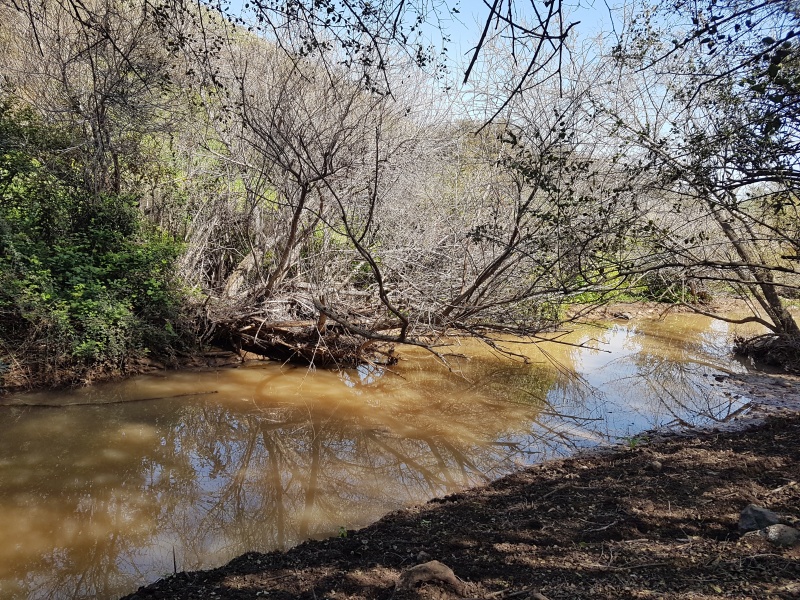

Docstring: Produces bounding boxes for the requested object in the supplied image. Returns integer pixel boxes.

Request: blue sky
[423,0,615,59]
[224,0,616,58]
[221,0,618,93]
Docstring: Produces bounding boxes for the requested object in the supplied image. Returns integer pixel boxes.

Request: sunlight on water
[0,313,757,599]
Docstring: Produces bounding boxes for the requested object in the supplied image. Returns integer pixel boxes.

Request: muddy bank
[568,298,758,321]
[121,371,800,600]
[0,296,782,395]
[0,349,251,396]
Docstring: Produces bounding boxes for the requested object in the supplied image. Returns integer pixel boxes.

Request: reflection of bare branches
[263,430,286,548]
[622,354,746,426]
[0,390,219,409]
[2,315,757,598]
[298,431,321,539]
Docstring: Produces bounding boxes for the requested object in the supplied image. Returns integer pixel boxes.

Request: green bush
[0,99,189,389]
[633,271,710,304]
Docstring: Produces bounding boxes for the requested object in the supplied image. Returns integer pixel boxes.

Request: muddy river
[0,315,758,599]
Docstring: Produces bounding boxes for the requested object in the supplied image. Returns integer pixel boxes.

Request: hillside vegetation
[1,0,799,389]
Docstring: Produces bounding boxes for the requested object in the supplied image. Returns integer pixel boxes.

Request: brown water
[0,314,757,599]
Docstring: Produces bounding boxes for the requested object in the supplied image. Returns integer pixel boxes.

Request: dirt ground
[121,366,800,600]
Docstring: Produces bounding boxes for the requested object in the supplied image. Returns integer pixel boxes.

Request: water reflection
[0,314,754,599]
[568,320,751,433]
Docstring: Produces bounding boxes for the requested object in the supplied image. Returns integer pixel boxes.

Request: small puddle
[0,314,757,599]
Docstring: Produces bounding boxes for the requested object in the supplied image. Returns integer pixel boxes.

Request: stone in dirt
[647,460,663,472]
[739,504,780,532]
[396,560,466,595]
[762,524,800,547]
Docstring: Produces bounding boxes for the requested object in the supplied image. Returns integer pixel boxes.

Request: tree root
[734,334,800,373]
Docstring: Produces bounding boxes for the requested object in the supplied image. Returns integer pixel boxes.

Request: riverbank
[567,297,774,321]
[0,296,787,396]
[122,370,800,600]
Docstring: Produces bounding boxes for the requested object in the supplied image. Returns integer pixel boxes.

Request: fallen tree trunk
[210,316,398,368]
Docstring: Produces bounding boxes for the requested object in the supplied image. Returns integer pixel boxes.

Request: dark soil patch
[122,412,800,600]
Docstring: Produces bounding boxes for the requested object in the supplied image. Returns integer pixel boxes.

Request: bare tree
[179,27,630,365]
[592,0,800,367]
[0,0,191,197]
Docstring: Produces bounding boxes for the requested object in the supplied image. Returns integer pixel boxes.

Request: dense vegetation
[1,0,798,390]
[0,99,190,387]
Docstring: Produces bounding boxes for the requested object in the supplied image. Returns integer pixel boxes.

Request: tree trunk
[711,205,800,338]
[261,185,309,298]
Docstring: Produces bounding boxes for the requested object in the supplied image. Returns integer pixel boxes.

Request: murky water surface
[0,315,757,599]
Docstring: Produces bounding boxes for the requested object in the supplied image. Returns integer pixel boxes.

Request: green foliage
[621,435,647,450]
[567,288,642,305]
[632,272,706,304]
[0,99,188,388]
[559,260,642,305]
[511,298,564,326]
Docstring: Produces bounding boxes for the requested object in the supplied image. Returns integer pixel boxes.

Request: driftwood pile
[210,312,398,368]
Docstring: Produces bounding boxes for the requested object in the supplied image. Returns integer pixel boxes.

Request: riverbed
[0,314,762,599]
